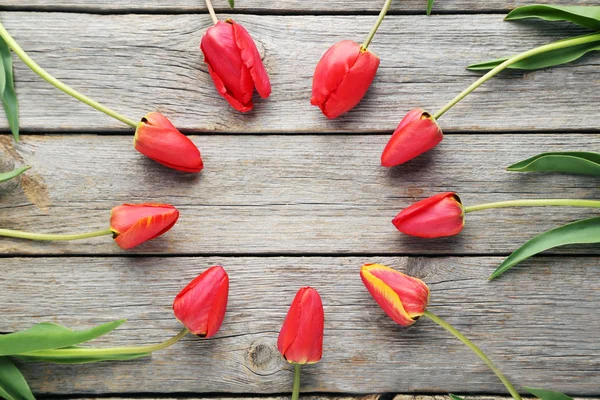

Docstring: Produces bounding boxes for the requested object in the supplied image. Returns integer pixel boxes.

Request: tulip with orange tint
[310,40,380,119]
[277,287,324,364]
[360,263,429,327]
[173,266,229,338]
[392,192,464,238]
[201,19,271,112]
[134,112,203,173]
[381,108,443,167]
[110,203,179,249]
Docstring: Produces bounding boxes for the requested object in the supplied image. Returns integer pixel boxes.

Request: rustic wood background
[0,0,598,398]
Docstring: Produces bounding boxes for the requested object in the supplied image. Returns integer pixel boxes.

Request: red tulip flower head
[109,203,179,249]
[134,112,203,172]
[393,192,465,238]
[381,108,443,167]
[201,19,271,112]
[360,264,429,327]
[173,266,229,338]
[311,40,380,119]
[277,287,324,364]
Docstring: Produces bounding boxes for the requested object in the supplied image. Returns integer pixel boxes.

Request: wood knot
[246,337,284,376]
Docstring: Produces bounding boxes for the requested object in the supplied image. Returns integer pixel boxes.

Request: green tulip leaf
[505,5,600,30]
[17,346,150,364]
[0,36,19,142]
[228,0,234,9]
[507,152,600,176]
[467,33,600,71]
[449,395,466,400]
[524,387,574,400]
[0,165,30,183]
[427,0,434,15]
[0,320,126,356]
[0,357,35,400]
[490,217,600,279]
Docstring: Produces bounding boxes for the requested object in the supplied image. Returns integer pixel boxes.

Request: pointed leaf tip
[228,0,234,9]
[505,5,600,30]
[524,387,574,400]
[507,152,600,176]
[426,0,434,15]
[0,165,30,183]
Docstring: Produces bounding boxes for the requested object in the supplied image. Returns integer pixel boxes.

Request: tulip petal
[232,20,271,99]
[392,192,464,238]
[110,204,179,249]
[205,62,253,112]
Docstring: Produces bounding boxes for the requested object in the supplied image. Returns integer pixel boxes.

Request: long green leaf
[0,36,19,142]
[467,34,600,71]
[505,5,600,30]
[17,346,150,364]
[507,152,600,176]
[525,387,573,400]
[0,320,126,356]
[449,395,466,400]
[0,165,30,183]
[228,0,234,9]
[490,217,600,279]
[426,0,434,15]
[0,357,35,400]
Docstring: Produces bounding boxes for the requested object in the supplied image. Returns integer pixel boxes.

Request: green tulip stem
[423,310,522,400]
[463,199,600,214]
[361,0,394,49]
[433,32,600,120]
[20,328,190,359]
[0,228,114,241]
[291,363,302,400]
[205,0,219,24]
[0,21,138,128]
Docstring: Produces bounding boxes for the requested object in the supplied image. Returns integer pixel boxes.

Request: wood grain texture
[1,134,599,255]
[2,256,598,395]
[1,0,599,13]
[0,12,597,133]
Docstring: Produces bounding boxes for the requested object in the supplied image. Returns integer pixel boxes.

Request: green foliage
[505,5,600,30]
[507,151,600,175]
[0,320,125,356]
[228,0,234,9]
[0,357,35,400]
[427,0,434,15]
[490,217,600,279]
[17,346,150,364]
[525,387,574,400]
[0,165,30,183]
[0,36,19,141]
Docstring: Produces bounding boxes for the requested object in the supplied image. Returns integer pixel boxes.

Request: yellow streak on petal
[361,264,414,324]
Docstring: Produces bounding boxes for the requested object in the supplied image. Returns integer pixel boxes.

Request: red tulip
[201,19,271,112]
[360,264,429,327]
[110,203,179,249]
[277,287,324,364]
[392,192,464,238]
[173,266,229,338]
[134,112,203,173]
[381,108,443,167]
[310,40,380,119]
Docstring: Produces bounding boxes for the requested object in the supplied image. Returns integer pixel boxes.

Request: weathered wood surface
[0,13,597,133]
[3,256,599,395]
[1,134,599,255]
[2,0,598,13]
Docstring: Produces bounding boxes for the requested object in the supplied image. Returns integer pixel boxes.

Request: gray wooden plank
[1,134,599,255]
[60,398,600,400]
[0,12,597,133]
[1,0,598,13]
[2,256,598,394]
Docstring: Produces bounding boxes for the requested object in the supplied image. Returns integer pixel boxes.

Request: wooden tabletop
[0,0,598,398]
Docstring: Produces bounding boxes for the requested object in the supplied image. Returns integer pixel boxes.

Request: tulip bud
[172,266,229,338]
[360,264,429,327]
[381,109,443,167]
[392,192,465,238]
[201,20,271,112]
[134,112,203,173]
[277,287,324,364]
[310,40,380,119]
[110,203,179,249]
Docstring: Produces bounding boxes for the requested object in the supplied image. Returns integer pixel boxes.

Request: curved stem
[361,0,394,49]
[0,228,114,241]
[433,32,600,120]
[291,363,302,400]
[423,310,521,400]
[20,328,189,358]
[0,22,138,128]
[205,0,219,24]
[463,199,600,214]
